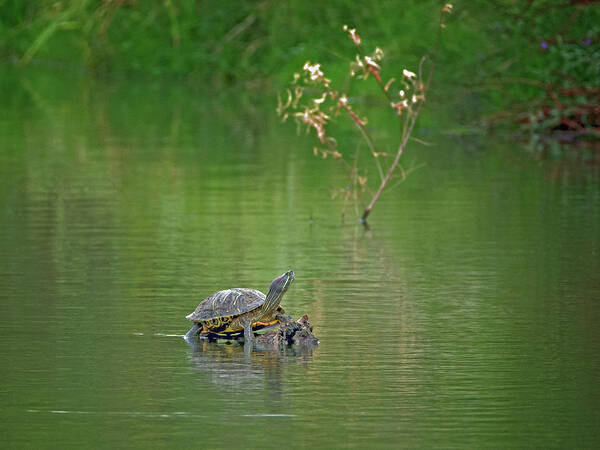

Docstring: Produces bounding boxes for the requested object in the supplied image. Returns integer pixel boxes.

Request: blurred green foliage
[464,1,599,133]
[0,1,598,133]
[0,0,464,85]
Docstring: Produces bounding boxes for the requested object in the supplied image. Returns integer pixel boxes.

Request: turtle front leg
[243,321,253,347]
[184,323,201,340]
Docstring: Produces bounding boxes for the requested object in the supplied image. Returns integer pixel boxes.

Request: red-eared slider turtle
[184,270,295,345]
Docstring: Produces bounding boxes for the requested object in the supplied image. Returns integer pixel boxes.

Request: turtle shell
[186,288,266,322]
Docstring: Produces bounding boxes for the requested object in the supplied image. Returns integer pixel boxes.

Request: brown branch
[361,104,422,222]
[360,4,450,223]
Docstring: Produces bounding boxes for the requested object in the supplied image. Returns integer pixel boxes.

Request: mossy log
[254,313,319,348]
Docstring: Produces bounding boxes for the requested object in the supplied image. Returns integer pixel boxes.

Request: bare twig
[278,4,453,224]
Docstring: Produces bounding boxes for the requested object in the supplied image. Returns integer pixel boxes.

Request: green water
[1,70,599,449]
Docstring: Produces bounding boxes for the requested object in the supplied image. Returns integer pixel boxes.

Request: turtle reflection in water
[187,330,317,391]
[185,271,295,345]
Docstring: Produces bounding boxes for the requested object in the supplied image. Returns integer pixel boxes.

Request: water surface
[1,69,599,448]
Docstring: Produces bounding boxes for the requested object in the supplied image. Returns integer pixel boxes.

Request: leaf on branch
[313,92,327,104]
[402,69,417,79]
[347,108,368,127]
[368,67,382,83]
[364,56,381,70]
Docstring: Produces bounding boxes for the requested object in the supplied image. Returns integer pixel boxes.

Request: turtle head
[264,270,295,312]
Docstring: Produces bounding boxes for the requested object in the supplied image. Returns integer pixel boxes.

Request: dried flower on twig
[278,9,450,223]
[303,62,331,86]
[390,100,409,115]
[342,25,361,46]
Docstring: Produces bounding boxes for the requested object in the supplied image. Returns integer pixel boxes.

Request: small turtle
[184,270,295,345]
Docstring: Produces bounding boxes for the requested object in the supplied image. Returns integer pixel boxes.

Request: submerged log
[187,311,319,349]
[254,313,319,348]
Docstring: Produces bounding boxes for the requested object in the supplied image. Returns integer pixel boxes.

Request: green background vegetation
[2,1,598,128]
